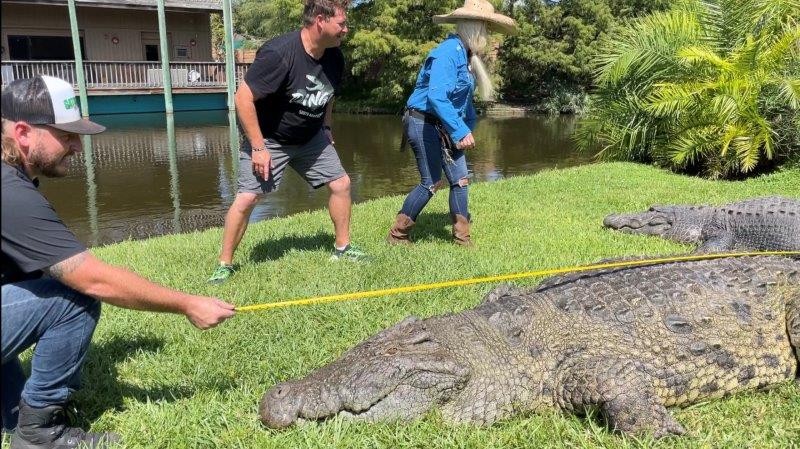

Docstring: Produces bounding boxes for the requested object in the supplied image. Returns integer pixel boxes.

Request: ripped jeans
[399,114,469,221]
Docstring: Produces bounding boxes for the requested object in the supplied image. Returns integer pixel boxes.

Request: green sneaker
[330,243,371,262]
[208,263,235,284]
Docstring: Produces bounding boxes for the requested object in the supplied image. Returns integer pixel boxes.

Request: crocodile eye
[272,386,290,399]
[385,347,398,355]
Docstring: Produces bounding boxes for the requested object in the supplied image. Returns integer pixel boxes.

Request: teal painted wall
[87,93,227,114]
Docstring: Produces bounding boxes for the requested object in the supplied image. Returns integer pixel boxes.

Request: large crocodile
[602,196,800,253]
[259,256,800,437]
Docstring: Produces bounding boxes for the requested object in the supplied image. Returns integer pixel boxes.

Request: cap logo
[63,97,78,110]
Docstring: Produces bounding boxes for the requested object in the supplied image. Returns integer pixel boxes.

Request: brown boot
[386,213,415,245]
[452,214,473,246]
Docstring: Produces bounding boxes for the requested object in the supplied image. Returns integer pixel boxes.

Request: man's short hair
[302,0,349,26]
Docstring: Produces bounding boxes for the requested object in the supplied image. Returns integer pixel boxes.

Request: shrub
[575,0,800,178]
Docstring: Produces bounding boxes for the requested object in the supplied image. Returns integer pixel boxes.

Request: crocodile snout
[603,213,636,229]
[259,382,303,429]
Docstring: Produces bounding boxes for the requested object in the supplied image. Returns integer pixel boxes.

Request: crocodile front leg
[555,356,686,438]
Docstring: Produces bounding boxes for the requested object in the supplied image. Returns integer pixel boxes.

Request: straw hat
[433,0,518,35]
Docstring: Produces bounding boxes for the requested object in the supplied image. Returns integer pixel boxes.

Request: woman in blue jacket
[387,0,517,246]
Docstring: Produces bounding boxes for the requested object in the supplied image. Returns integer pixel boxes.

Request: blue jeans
[399,114,470,221]
[1,279,101,432]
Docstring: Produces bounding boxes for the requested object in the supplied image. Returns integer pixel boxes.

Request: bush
[575,0,800,178]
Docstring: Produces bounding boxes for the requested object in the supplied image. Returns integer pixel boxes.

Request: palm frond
[757,23,800,70]
[709,94,741,123]
[719,123,750,156]
[579,0,799,178]
[595,10,700,87]
[678,46,733,71]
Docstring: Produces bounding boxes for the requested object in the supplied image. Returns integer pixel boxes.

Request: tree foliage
[344,0,463,107]
[575,0,800,178]
[496,0,674,112]
[228,1,672,109]
[236,0,303,40]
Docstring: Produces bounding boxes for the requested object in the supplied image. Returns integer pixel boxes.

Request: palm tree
[576,0,799,178]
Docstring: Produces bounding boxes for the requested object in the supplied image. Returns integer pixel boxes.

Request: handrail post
[67,0,89,117]
[156,0,174,114]
[222,0,236,111]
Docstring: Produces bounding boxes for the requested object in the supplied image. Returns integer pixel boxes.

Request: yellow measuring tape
[235,250,800,312]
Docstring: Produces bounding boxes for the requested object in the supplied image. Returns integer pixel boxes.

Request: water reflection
[40,111,589,246]
[82,135,99,247]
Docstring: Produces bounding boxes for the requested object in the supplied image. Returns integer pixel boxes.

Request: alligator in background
[259,256,800,437]
[602,196,799,253]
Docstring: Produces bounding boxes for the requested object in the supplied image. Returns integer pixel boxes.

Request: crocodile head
[259,316,470,428]
[603,205,707,244]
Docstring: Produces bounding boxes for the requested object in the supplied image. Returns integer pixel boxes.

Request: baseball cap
[1,75,105,135]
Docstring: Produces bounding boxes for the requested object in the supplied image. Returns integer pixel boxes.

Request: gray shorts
[238,130,346,194]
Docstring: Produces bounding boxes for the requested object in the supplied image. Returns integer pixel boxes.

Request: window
[175,46,189,59]
[144,44,159,61]
[8,35,86,60]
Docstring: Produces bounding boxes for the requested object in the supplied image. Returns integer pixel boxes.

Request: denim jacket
[406,34,477,143]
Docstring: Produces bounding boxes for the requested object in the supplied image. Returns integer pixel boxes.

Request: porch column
[222,0,236,111]
[66,0,89,117]
[156,0,174,114]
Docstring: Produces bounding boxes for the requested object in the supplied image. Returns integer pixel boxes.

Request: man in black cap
[1,75,236,449]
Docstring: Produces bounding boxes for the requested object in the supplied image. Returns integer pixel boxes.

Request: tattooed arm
[46,251,235,329]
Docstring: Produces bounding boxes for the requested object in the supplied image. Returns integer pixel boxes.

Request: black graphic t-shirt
[244,30,344,145]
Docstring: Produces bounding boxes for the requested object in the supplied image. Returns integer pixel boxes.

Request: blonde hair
[1,119,23,167]
[456,21,494,102]
[456,20,488,53]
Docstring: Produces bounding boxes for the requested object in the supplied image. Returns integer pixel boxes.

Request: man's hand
[456,133,475,150]
[185,296,236,330]
[251,148,272,181]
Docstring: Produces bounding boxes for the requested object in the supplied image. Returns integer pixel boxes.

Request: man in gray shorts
[238,129,346,195]
[209,0,368,284]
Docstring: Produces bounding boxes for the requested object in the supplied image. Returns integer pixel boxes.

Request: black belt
[405,108,441,125]
[401,108,457,156]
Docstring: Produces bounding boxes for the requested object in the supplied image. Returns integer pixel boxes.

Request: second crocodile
[602,196,799,253]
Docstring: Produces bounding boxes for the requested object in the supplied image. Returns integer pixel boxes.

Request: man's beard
[29,141,70,177]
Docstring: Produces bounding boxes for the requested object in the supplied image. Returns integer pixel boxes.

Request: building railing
[1,61,250,90]
[24,0,224,11]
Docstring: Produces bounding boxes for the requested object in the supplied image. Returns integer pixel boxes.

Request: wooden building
[1,0,246,113]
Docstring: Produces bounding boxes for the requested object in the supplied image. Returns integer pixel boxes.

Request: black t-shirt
[244,30,344,145]
[1,162,86,286]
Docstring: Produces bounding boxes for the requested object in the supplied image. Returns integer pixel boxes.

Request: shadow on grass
[249,231,334,263]
[411,212,453,243]
[245,212,455,262]
[74,335,235,423]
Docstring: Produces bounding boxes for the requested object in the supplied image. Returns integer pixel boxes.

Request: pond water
[39,111,590,246]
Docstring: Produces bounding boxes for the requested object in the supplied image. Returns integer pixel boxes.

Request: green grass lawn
[6,162,800,448]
